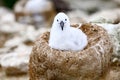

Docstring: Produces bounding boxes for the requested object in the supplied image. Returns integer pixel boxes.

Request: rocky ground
[0,71,28,80]
[0,0,120,80]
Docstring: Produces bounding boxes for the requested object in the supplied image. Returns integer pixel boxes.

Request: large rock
[112,0,120,5]
[67,10,88,24]
[0,33,8,48]
[0,22,34,48]
[89,9,120,24]
[0,21,49,76]
[65,0,119,14]
[14,0,56,28]
[0,7,15,47]
[29,23,113,80]
[0,7,15,23]
[0,44,32,76]
[0,21,49,48]
[97,24,120,57]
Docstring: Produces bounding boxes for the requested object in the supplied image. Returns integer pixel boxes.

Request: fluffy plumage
[49,12,88,51]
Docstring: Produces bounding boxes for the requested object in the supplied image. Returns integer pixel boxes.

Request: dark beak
[60,21,64,31]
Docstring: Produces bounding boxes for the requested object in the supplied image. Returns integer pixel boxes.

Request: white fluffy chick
[49,12,88,51]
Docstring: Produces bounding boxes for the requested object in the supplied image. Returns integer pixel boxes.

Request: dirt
[0,69,29,80]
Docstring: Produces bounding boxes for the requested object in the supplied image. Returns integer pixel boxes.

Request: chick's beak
[60,21,64,31]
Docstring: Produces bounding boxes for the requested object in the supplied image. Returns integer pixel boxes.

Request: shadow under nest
[29,23,113,80]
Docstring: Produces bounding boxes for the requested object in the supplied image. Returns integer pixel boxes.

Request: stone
[65,0,119,14]
[0,21,49,47]
[0,22,34,48]
[67,10,88,24]
[14,0,56,28]
[4,37,24,48]
[112,0,120,5]
[0,44,32,76]
[96,23,120,58]
[14,0,27,21]
[89,9,120,24]
[0,8,16,48]
[0,33,7,48]
[0,22,26,33]
[24,0,53,13]
[29,23,113,80]
[0,7,15,23]
[0,18,49,76]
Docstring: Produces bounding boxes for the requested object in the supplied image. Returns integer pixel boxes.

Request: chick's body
[49,12,88,51]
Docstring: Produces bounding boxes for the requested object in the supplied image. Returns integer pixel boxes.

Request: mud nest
[29,23,113,80]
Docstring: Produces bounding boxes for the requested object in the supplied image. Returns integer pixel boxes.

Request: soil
[0,68,29,80]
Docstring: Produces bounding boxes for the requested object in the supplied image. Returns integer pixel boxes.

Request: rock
[0,48,11,67]
[24,0,53,13]
[112,0,120,5]
[0,47,10,54]
[67,10,88,24]
[14,0,27,21]
[89,9,120,24]
[14,0,56,28]
[0,22,34,48]
[0,22,26,33]
[0,7,15,23]
[0,44,32,76]
[51,0,71,13]
[65,0,119,14]
[29,23,113,80]
[0,8,16,47]
[96,23,120,57]
[0,21,49,47]
[0,33,7,48]
[4,37,24,48]
[19,26,50,44]
[0,19,50,76]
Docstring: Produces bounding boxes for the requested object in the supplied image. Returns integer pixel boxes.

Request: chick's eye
[57,19,59,22]
[65,19,67,21]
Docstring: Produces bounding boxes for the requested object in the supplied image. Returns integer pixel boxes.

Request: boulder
[67,10,88,24]
[0,33,7,48]
[97,23,120,57]
[89,9,120,24]
[0,44,32,76]
[29,23,113,80]
[65,0,119,14]
[112,0,120,5]
[14,0,56,28]
[0,22,33,48]
[0,7,15,23]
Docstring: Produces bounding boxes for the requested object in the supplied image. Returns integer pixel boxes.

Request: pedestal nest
[29,23,113,80]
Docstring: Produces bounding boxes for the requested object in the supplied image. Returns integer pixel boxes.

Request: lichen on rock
[89,9,120,24]
[0,44,32,76]
[29,23,113,80]
[97,23,120,57]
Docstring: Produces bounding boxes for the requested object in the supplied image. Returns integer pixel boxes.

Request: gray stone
[0,44,32,75]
